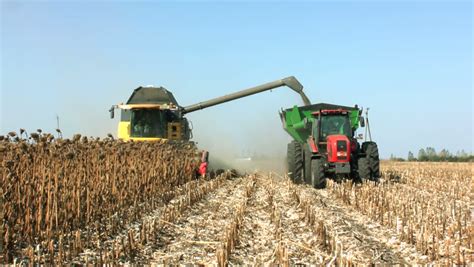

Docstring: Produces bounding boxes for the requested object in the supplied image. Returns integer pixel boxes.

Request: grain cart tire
[357,157,371,182]
[304,144,313,185]
[287,142,296,180]
[287,141,304,183]
[311,158,326,189]
[364,142,380,181]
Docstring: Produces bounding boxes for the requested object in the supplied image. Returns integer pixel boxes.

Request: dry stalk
[328,162,473,265]
[216,175,256,266]
[1,134,202,264]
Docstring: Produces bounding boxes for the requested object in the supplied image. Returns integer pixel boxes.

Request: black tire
[287,142,296,181]
[363,142,380,181]
[357,157,371,181]
[287,141,304,183]
[303,144,312,184]
[311,158,326,189]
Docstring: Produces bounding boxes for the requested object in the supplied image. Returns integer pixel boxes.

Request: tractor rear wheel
[311,158,326,189]
[357,157,371,182]
[364,142,380,181]
[287,141,304,183]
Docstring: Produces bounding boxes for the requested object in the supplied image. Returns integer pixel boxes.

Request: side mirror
[109,107,115,119]
[359,116,365,127]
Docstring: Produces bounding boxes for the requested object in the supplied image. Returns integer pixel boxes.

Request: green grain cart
[280,102,380,188]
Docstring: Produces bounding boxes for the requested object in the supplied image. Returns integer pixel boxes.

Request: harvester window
[320,115,351,139]
[130,109,166,138]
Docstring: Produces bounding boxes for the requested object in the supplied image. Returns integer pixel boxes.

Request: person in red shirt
[198,151,209,178]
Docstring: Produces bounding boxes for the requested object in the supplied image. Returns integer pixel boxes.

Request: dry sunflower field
[0,132,473,265]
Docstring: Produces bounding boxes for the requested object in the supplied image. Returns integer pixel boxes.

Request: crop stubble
[1,133,472,265]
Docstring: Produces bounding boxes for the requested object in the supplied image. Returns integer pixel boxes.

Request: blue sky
[1,1,472,159]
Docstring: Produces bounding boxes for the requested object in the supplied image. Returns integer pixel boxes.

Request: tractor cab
[313,109,353,141]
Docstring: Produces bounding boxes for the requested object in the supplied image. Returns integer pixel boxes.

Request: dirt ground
[48,163,474,265]
[76,167,468,265]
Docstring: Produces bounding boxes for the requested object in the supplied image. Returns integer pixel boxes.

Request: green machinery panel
[281,103,360,143]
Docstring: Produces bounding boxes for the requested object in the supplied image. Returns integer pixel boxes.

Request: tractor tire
[364,142,380,181]
[303,144,312,185]
[310,158,326,189]
[287,141,304,183]
[357,157,371,182]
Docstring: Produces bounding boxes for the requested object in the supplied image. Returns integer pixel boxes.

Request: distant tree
[426,147,437,161]
[418,148,428,161]
[438,149,450,161]
[407,151,415,161]
[389,153,405,162]
[458,150,468,158]
[413,147,472,162]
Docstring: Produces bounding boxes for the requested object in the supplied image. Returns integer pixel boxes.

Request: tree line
[389,147,473,162]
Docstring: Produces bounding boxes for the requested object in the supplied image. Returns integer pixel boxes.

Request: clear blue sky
[1,1,472,159]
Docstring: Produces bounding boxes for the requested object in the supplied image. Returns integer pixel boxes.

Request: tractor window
[320,115,351,139]
[130,109,166,138]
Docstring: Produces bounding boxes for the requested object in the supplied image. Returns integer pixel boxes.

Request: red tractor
[281,103,380,188]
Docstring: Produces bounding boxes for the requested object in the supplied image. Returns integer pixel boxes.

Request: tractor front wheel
[311,158,326,189]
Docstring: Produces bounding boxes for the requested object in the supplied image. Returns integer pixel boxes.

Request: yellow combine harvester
[109,77,311,142]
[110,88,187,142]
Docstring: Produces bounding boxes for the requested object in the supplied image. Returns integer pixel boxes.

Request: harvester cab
[281,103,380,189]
[109,86,192,142]
[109,76,310,142]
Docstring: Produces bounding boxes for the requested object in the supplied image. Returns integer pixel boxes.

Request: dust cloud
[189,110,291,175]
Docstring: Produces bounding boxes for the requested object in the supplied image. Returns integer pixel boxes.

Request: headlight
[337,151,347,157]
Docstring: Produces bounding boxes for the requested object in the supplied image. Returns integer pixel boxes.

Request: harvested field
[1,135,473,265]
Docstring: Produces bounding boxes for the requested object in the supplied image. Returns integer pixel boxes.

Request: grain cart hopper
[109,76,310,142]
[280,103,380,188]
